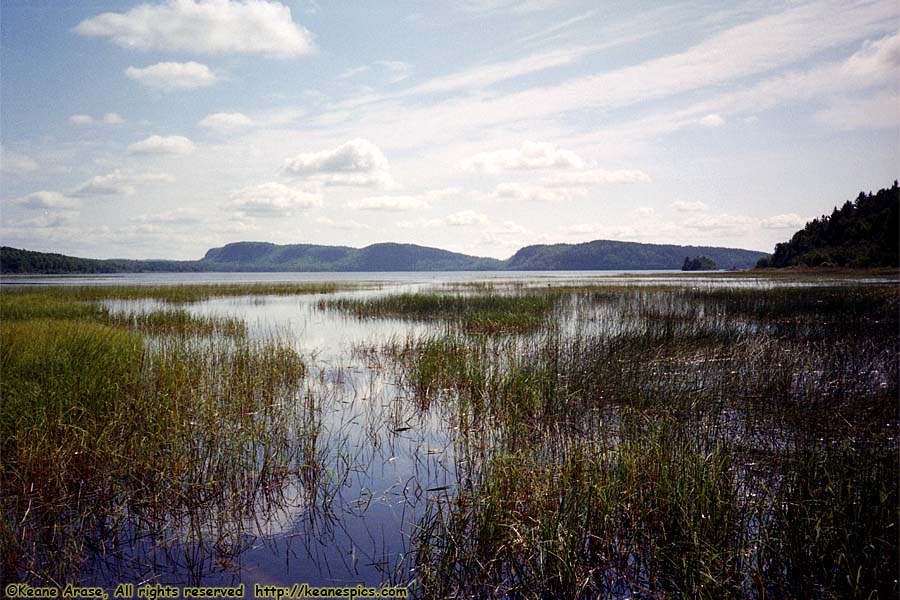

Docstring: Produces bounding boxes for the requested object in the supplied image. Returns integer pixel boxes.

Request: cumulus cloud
[70,114,95,125]
[74,0,314,58]
[128,135,195,155]
[698,113,725,127]
[199,112,253,131]
[283,138,393,187]
[71,171,174,197]
[543,168,652,186]
[445,210,490,226]
[126,62,216,90]
[635,207,655,218]
[671,200,707,212]
[10,191,80,210]
[348,196,429,211]
[463,141,584,172]
[103,112,125,124]
[760,213,807,229]
[228,182,321,215]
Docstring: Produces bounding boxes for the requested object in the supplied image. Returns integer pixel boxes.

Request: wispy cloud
[199,112,254,132]
[10,190,80,210]
[127,135,195,155]
[671,200,707,212]
[760,213,808,229]
[348,195,428,211]
[71,170,174,197]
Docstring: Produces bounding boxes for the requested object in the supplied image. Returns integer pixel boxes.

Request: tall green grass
[0,293,322,584]
[380,284,900,598]
[320,292,557,334]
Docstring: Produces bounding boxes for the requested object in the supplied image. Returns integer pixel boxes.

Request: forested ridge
[758,182,899,268]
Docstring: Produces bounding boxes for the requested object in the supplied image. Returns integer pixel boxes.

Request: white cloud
[0,147,38,174]
[543,168,651,186]
[635,207,655,218]
[493,182,578,203]
[126,62,216,90]
[227,182,321,215]
[683,213,756,232]
[74,0,314,58]
[70,112,125,125]
[71,171,174,197]
[584,31,900,146]
[813,90,899,130]
[840,30,899,80]
[348,196,429,211]
[132,208,203,225]
[671,200,707,212]
[463,141,584,172]
[698,113,725,127]
[315,217,371,230]
[408,46,592,95]
[10,191,80,210]
[128,135,195,155]
[349,1,897,149]
[13,213,79,229]
[199,112,254,132]
[375,60,412,83]
[445,210,490,226]
[760,213,808,229]
[336,65,370,80]
[283,138,393,187]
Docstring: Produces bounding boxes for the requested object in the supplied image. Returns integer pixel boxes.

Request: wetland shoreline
[1,272,897,598]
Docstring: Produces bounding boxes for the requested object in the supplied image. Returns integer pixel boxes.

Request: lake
[2,271,897,598]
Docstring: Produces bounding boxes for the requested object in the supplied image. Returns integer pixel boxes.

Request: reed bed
[319,292,557,334]
[0,281,363,305]
[0,293,324,584]
[361,284,900,598]
[2,280,897,596]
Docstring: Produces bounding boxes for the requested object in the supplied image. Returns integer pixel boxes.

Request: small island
[681,255,717,271]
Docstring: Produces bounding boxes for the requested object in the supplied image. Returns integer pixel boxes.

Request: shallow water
[9,272,898,592]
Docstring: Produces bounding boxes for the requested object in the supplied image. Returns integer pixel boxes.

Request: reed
[388,283,900,598]
[0,293,322,584]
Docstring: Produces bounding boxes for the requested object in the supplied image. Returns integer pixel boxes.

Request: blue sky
[1,0,897,259]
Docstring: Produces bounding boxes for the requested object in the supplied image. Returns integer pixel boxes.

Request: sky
[0,0,897,260]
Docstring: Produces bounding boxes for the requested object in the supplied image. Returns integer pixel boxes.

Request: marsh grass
[370,284,900,599]
[319,292,557,334]
[0,291,326,584]
[2,280,897,595]
[1,281,361,305]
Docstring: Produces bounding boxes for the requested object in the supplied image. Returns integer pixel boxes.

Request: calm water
[8,271,896,590]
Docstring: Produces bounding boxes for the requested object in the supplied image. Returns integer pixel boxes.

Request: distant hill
[0,246,202,274]
[1,239,768,274]
[200,242,503,271]
[758,182,899,268]
[505,240,764,270]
